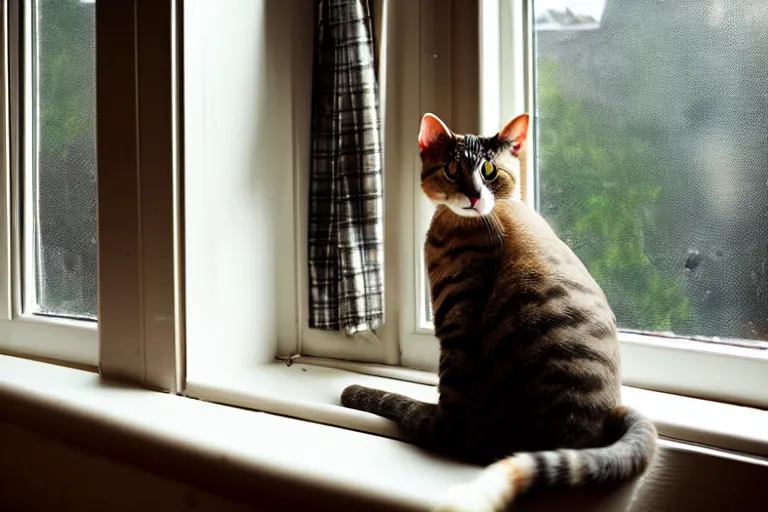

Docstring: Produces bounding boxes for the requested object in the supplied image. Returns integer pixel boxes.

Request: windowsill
[0,317,98,367]
[0,355,468,511]
[2,354,768,511]
[188,356,768,459]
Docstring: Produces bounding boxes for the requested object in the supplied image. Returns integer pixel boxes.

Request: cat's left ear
[498,113,529,156]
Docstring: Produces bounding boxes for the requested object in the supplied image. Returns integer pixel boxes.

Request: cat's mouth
[460,206,482,216]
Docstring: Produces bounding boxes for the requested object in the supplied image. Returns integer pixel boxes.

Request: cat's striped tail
[433,406,657,512]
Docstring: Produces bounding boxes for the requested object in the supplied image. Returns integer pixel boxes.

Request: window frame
[0,0,98,366]
[396,0,483,369]
[95,0,183,391]
[1,0,184,382]
[399,0,768,409]
[1,0,14,324]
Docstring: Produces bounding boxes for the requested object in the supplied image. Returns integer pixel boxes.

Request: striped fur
[340,113,657,511]
[432,406,657,511]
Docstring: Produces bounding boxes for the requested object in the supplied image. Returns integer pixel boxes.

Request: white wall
[184,0,310,374]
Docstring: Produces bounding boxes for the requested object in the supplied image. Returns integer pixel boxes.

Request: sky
[534,0,607,21]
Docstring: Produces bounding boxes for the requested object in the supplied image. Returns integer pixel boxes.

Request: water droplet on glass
[685,250,702,271]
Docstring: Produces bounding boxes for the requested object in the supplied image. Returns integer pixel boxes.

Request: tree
[536,57,692,333]
[36,0,97,318]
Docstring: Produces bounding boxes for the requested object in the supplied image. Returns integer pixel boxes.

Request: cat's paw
[432,483,499,512]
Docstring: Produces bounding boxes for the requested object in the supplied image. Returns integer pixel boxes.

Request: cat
[340,112,657,511]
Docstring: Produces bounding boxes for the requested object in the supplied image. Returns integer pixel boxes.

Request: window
[0,0,97,365]
[179,0,767,415]
[534,0,768,345]
[401,0,768,408]
[28,0,97,320]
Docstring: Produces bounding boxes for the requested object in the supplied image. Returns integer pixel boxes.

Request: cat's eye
[443,162,459,181]
[481,160,498,182]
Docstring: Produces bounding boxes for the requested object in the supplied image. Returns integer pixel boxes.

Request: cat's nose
[468,196,479,208]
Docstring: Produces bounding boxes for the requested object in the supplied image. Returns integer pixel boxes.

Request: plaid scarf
[308,0,384,335]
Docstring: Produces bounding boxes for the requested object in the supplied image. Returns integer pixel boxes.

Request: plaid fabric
[308,0,384,335]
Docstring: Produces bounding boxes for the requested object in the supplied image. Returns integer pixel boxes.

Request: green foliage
[36,0,97,318]
[39,0,94,156]
[536,57,692,333]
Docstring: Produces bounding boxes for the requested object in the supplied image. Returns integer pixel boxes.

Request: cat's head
[418,113,529,217]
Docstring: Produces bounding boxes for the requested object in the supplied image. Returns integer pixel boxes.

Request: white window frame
[0,0,98,367]
[96,0,183,391]
[0,0,184,385]
[399,0,768,409]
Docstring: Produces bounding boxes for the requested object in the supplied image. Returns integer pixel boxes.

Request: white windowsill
[187,356,768,459]
[0,317,98,367]
[2,354,768,511]
[0,355,469,511]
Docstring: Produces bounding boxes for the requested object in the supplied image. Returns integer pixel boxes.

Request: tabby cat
[340,112,657,511]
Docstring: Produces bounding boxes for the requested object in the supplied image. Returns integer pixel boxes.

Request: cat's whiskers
[481,212,505,247]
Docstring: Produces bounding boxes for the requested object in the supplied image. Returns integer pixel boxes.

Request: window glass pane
[534,0,768,343]
[31,0,97,319]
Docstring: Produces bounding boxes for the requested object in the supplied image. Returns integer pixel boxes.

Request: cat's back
[474,200,621,455]
[488,199,618,356]
[491,199,612,316]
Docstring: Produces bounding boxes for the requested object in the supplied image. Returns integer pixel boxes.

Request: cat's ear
[498,113,529,156]
[418,113,452,152]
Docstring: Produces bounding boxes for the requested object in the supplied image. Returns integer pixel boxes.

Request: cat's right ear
[418,113,452,152]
